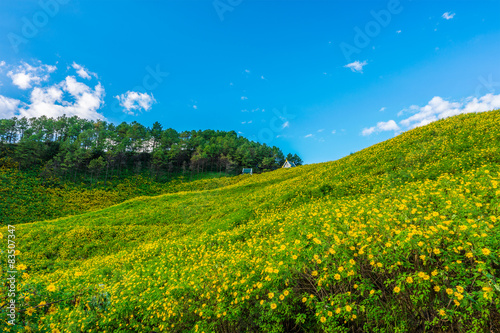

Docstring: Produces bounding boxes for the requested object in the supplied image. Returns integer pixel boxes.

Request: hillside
[1,111,500,332]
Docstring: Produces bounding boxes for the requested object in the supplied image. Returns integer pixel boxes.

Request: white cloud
[0,61,5,68]
[261,75,265,80]
[317,129,324,132]
[71,62,96,80]
[363,93,500,136]
[241,96,248,100]
[362,120,400,136]
[19,76,105,120]
[193,105,197,110]
[282,121,289,129]
[344,60,367,73]
[379,107,386,112]
[244,69,250,74]
[442,12,455,20]
[396,30,402,34]
[115,91,156,115]
[0,95,21,118]
[7,61,56,90]
[331,130,336,134]
[304,134,313,138]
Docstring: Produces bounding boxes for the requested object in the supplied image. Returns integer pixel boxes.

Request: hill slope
[2,111,500,332]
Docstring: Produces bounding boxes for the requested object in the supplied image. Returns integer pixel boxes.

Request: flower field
[1,110,500,332]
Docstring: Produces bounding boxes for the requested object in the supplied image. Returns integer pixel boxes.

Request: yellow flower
[38,301,47,307]
[345,305,352,312]
[370,289,375,295]
[482,248,491,256]
[466,252,473,258]
[456,286,464,293]
[434,286,441,292]
[446,288,453,295]
[17,264,27,271]
[406,277,413,284]
[338,266,344,272]
[283,290,289,296]
[335,308,341,314]
[431,270,438,276]
[334,274,341,280]
[302,297,307,303]
[268,292,274,299]
[279,295,284,300]
[439,309,446,316]
[292,255,298,260]
[75,271,82,277]
[270,303,277,309]
[394,286,401,293]
[320,316,326,323]
[327,311,333,317]
[47,284,56,292]
[433,248,441,255]
[311,271,318,276]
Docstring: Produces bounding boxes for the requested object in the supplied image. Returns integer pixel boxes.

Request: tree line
[0,115,302,184]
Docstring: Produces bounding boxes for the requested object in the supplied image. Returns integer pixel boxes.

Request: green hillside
[1,111,500,332]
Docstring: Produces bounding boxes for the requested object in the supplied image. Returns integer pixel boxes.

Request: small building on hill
[242,168,253,175]
[282,159,296,168]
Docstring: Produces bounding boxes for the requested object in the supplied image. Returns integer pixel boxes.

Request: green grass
[1,110,500,332]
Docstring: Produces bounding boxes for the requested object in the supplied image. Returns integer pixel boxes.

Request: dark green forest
[0,115,302,184]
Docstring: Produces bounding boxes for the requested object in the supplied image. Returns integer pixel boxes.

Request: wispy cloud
[282,121,289,129]
[362,93,500,136]
[396,30,402,34]
[71,62,97,80]
[379,107,386,112]
[7,61,56,90]
[241,96,248,100]
[442,12,455,20]
[344,60,367,73]
[115,91,156,115]
[361,120,400,136]
[331,130,336,134]
[304,134,313,138]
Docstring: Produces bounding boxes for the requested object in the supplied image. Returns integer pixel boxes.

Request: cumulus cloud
[0,95,21,118]
[362,93,500,136]
[115,91,156,115]
[71,62,96,80]
[362,120,400,136]
[442,12,455,20]
[19,76,105,120]
[344,60,367,73]
[7,61,56,90]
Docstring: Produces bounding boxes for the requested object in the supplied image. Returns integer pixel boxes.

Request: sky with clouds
[0,0,500,163]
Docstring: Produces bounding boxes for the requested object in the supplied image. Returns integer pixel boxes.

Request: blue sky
[1,0,500,164]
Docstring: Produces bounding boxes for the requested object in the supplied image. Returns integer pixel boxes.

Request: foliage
[0,116,301,185]
[1,111,500,332]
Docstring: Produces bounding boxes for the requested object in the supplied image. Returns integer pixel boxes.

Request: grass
[1,110,500,332]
